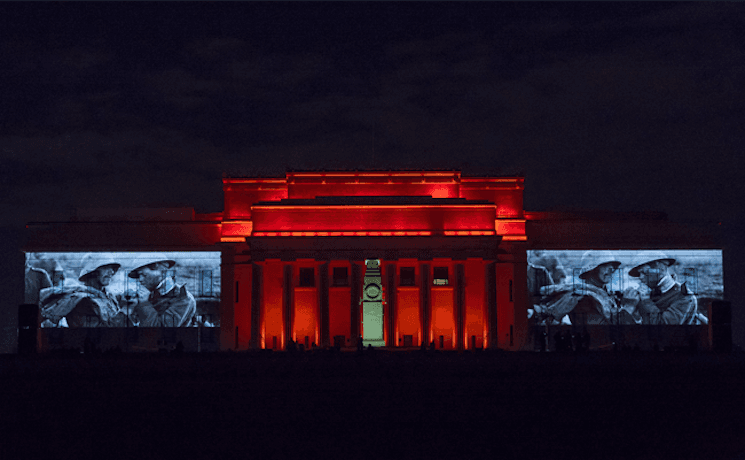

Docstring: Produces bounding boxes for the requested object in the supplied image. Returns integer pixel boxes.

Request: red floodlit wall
[251,205,496,233]
[262,262,285,350]
[431,287,455,349]
[221,172,526,238]
[464,260,485,349]
[286,171,461,199]
[223,179,288,220]
[293,287,318,347]
[396,287,421,346]
[460,177,524,218]
[329,287,351,346]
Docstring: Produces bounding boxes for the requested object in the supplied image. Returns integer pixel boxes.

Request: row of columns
[222,246,527,351]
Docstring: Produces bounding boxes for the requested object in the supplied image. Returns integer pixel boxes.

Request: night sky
[1,2,743,350]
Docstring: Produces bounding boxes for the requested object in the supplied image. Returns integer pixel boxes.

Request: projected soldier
[40,254,125,327]
[624,251,700,325]
[533,251,621,326]
[25,257,52,306]
[127,258,196,327]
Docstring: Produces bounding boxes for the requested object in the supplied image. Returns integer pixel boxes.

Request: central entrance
[362,259,385,347]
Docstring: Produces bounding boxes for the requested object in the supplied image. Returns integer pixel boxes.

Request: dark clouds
[0,2,743,224]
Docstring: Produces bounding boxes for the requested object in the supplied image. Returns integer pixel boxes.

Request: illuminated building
[23,171,725,352]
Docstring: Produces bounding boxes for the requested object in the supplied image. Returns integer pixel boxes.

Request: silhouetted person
[357,335,363,353]
[429,340,435,351]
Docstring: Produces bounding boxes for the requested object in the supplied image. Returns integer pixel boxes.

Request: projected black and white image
[25,252,221,328]
[528,249,723,327]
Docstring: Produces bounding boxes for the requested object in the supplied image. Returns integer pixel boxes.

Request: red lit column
[456,263,465,351]
[386,263,396,347]
[421,263,430,347]
[250,262,262,349]
[485,262,497,349]
[319,262,329,348]
[350,262,361,347]
[284,264,293,348]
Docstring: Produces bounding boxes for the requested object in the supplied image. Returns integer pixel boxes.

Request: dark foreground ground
[1,349,744,460]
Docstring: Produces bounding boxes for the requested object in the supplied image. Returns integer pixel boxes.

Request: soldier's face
[95,267,115,287]
[638,262,665,289]
[137,266,163,292]
[595,263,617,284]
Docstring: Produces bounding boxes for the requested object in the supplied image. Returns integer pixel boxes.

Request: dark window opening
[332,267,348,286]
[300,268,315,287]
[433,267,449,285]
[400,267,416,286]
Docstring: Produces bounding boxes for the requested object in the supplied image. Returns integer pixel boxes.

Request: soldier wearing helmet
[623,251,700,325]
[127,257,196,327]
[533,250,621,327]
[40,254,125,327]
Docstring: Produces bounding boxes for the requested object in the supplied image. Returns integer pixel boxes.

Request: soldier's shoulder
[679,282,696,296]
[175,284,195,300]
[27,267,50,278]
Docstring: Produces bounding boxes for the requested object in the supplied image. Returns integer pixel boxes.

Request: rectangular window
[332,267,348,286]
[300,267,315,287]
[400,267,416,286]
[433,267,449,285]
[200,270,213,296]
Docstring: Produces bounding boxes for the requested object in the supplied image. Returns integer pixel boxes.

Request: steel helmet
[628,251,676,277]
[78,253,121,281]
[578,250,621,280]
[128,257,176,279]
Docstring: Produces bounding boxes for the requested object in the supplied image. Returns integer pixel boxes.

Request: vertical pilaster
[386,263,396,347]
[283,264,292,347]
[250,262,262,349]
[319,262,329,347]
[456,263,465,351]
[486,262,497,349]
[350,262,361,347]
[421,263,430,346]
